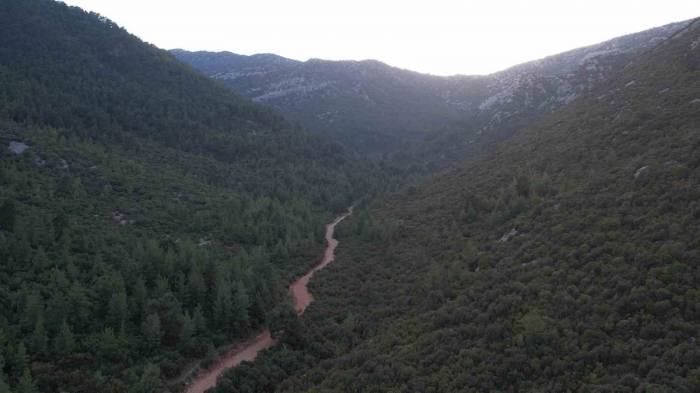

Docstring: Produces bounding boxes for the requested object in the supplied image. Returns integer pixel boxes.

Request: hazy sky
[62,0,699,76]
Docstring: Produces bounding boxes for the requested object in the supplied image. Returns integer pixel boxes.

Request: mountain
[172,49,475,156]
[172,20,689,166]
[3,1,698,392]
[207,17,700,393]
[0,1,377,392]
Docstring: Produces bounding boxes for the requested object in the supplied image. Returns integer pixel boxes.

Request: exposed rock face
[111,210,128,226]
[8,141,28,154]
[173,20,690,164]
[634,165,650,180]
[499,228,519,242]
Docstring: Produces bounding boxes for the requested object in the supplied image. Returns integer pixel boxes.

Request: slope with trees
[208,17,700,393]
[173,19,689,169]
[0,1,382,392]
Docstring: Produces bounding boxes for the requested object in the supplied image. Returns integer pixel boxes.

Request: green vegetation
[2,1,698,392]
[0,1,388,392]
[173,21,688,170]
[208,18,700,393]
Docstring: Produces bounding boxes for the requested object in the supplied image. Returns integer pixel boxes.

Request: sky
[62,0,700,76]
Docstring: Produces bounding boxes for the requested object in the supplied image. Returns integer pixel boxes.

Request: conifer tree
[0,200,16,232]
[141,314,162,353]
[53,320,76,357]
[133,363,160,393]
[232,282,251,335]
[30,315,47,358]
[0,374,11,393]
[15,369,35,393]
[107,291,128,330]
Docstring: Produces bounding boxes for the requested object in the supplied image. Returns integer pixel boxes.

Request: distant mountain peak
[173,18,694,165]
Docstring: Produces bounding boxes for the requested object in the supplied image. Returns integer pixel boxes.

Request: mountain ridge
[0,1,379,392]
[205,16,700,393]
[173,19,692,164]
[173,17,691,78]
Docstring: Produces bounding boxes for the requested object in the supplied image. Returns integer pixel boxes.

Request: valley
[203,17,700,393]
[173,19,689,170]
[0,1,698,393]
[183,207,352,393]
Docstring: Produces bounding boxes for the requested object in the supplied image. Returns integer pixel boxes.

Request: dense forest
[206,18,700,393]
[0,1,394,392]
[2,1,699,393]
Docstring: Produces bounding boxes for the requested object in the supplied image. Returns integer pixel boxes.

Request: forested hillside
[170,50,474,156]
[173,20,688,168]
[207,18,700,393]
[2,1,698,393]
[0,1,380,392]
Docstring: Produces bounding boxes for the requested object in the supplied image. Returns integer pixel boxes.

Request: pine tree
[131,278,148,320]
[0,354,10,393]
[20,293,42,332]
[179,311,195,348]
[133,363,160,393]
[30,315,47,357]
[107,291,128,330]
[231,281,250,335]
[187,263,206,308]
[32,248,52,272]
[66,283,92,332]
[141,313,162,352]
[213,279,232,331]
[150,292,184,347]
[15,369,35,393]
[0,374,11,393]
[53,320,76,357]
[11,344,29,380]
[192,305,207,334]
[0,200,17,232]
[247,282,267,324]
